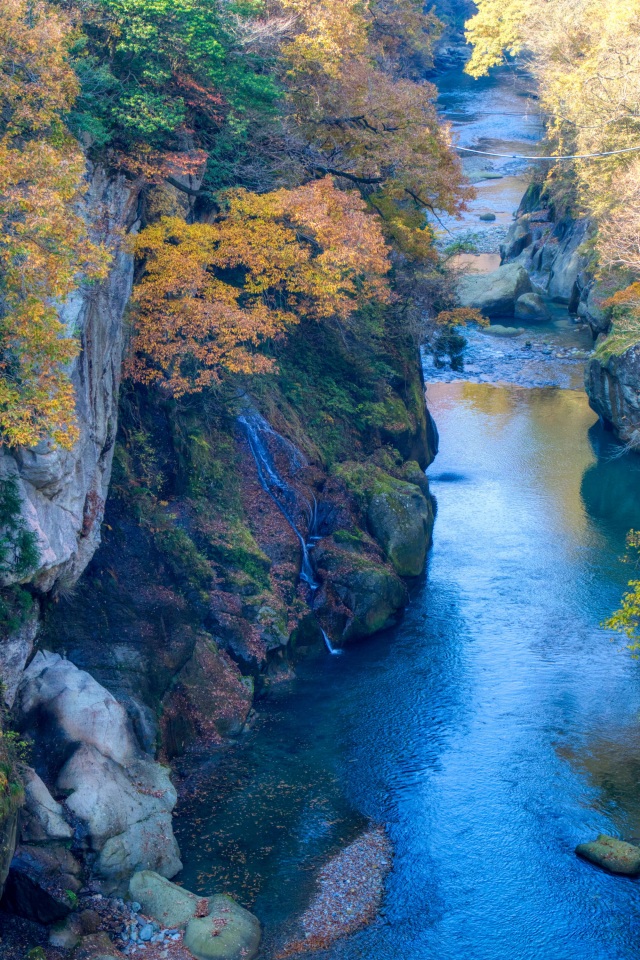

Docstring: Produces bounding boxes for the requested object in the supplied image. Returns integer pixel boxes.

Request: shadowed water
[176,382,640,959]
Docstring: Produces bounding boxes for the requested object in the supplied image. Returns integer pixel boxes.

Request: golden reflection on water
[427,381,600,546]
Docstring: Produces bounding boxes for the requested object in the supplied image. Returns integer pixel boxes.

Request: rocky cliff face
[0,165,144,906]
[1,166,140,602]
[0,161,440,929]
[500,184,640,447]
[585,345,640,448]
[500,184,598,322]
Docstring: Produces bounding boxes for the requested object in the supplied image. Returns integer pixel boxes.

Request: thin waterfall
[238,412,318,589]
[321,629,342,656]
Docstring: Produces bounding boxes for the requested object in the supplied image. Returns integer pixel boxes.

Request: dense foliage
[0,0,109,449]
[466,1,640,273]
[128,178,391,395]
[0,0,471,450]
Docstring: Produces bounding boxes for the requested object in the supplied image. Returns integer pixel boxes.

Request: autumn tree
[465,0,640,267]
[0,0,108,450]
[273,0,472,259]
[127,178,391,395]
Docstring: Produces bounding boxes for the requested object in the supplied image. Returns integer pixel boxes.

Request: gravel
[277,826,392,956]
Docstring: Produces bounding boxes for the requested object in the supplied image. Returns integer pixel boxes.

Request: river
[174,54,640,960]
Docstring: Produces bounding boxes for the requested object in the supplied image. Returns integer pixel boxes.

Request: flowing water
[175,56,640,960]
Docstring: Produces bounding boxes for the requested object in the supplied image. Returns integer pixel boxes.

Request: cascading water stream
[238,412,318,589]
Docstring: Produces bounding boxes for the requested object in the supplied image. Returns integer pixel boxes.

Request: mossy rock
[184,894,261,960]
[367,479,433,577]
[575,835,640,875]
[315,540,408,642]
[129,870,207,929]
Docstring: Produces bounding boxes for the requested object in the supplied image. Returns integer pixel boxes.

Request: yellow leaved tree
[0,0,109,450]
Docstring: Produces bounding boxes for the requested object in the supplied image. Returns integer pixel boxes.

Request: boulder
[458,263,533,319]
[20,768,73,844]
[479,212,496,222]
[184,894,261,960]
[15,652,182,894]
[129,870,207,929]
[17,651,140,767]
[575,835,640,875]
[57,745,181,888]
[367,479,433,577]
[514,292,551,323]
[500,221,532,261]
[74,932,122,960]
[315,540,408,644]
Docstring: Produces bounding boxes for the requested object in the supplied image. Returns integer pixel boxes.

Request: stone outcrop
[0,165,141,597]
[585,344,640,448]
[13,652,181,896]
[128,871,262,960]
[458,263,533,319]
[184,895,261,960]
[314,538,409,645]
[514,292,551,323]
[0,605,39,707]
[499,184,600,326]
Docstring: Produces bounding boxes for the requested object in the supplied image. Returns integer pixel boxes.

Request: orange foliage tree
[0,0,109,450]
[127,177,391,396]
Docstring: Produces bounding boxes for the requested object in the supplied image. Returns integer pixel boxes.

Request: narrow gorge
[3,2,640,959]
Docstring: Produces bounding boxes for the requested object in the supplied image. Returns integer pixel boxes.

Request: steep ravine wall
[500,184,640,446]
[1,166,141,698]
[0,165,439,939]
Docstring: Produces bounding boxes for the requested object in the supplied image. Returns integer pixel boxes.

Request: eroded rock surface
[14,652,181,894]
[458,263,532,319]
[585,344,640,448]
[0,166,141,596]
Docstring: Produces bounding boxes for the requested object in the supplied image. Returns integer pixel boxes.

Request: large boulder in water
[458,263,532,319]
[575,835,640,875]
[184,894,261,960]
[514,292,551,323]
[367,477,433,577]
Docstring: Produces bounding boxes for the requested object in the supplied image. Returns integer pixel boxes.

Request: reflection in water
[581,424,640,537]
[177,381,640,960]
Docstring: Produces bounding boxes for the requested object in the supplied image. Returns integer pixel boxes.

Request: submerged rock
[575,835,640,875]
[184,894,261,960]
[514,292,551,323]
[458,263,533,319]
[280,826,392,954]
